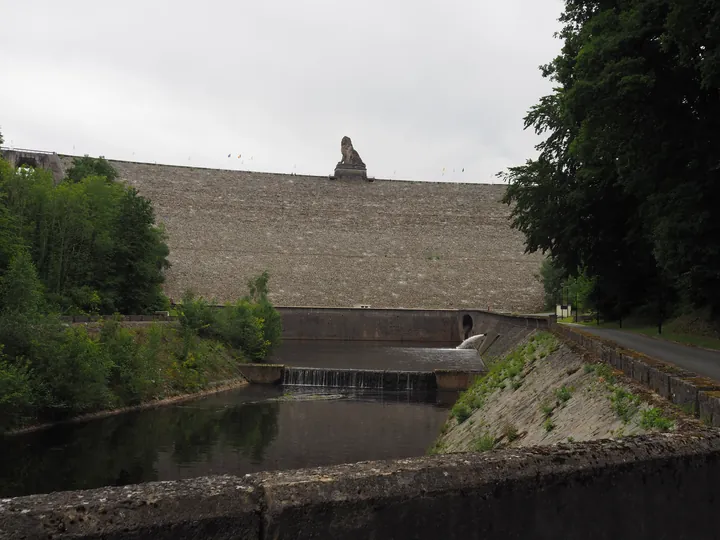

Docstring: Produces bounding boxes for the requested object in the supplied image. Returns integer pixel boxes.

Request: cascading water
[282,367,436,391]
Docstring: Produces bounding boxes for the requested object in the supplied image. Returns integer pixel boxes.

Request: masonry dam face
[62,157,544,311]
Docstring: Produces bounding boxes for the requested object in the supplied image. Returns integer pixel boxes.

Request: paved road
[566,324,720,382]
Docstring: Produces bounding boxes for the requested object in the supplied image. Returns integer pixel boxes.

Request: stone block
[620,355,635,378]
[698,391,720,427]
[333,163,368,180]
[434,369,486,390]
[632,360,651,385]
[669,376,699,408]
[648,367,672,399]
[238,364,284,384]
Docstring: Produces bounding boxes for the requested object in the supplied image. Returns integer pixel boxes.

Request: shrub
[640,407,674,431]
[502,423,519,442]
[473,433,496,452]
[452,402,473,423]
[34,327,113,414]
[610,387,641,423]
[555,385,573,403]
[0,352,34,433]
[101,317,153,405]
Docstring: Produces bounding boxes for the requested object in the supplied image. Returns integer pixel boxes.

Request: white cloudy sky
[1,0,564,183]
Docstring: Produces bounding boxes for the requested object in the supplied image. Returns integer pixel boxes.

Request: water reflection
[0,385,449,497]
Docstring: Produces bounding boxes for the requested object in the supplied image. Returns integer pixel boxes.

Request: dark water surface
[270,340,482,371]
[0,385,452,497]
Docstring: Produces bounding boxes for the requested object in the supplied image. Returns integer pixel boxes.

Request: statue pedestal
[332,163,369,181]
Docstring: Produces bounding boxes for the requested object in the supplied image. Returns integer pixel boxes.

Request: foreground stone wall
[60,157,543,311]
[4,433,720,539]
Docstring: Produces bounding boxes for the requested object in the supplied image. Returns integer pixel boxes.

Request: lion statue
[340,136,365,167]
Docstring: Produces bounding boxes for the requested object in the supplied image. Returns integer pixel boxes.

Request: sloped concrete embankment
[3,433,720,539]
[432,331,696,454]
[553,324,720,426]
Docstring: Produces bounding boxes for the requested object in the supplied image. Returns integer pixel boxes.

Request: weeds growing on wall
[584,362,675,432]
[450,332,559,424]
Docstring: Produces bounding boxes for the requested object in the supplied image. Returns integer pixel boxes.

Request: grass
[541,403,555,419]
[640,408,674,431]
[502,423,519,442]
[584,363,617,384]
[555,385,573,404]
[543,418,555,432]
[450,332,559,423]
[473,433,497,452]
[610,387,641,423]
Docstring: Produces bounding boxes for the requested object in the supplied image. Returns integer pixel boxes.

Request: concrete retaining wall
[278,306,552,342]
[553,324,720,426]
[241,364,483,391]
[434,369,485,390]
[4,433,720,539]
[237,364,284,384]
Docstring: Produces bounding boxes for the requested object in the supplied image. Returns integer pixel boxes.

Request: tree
[0,155,170,314]
[109,188,170,313]
[502,0,720,318]
[65,155,119,183]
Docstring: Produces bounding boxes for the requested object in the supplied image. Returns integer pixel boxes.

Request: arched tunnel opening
[16,156,38,169]
[462,314,473,340]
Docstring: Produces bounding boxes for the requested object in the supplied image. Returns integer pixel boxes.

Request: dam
[2,151,720,538]
[56,156,544,312]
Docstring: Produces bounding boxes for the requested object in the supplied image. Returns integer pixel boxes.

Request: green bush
[0,351,34,433]
[473,433,496,452]
[555,385,573,403]
[452,402,473,423]
[640,407,674,431]
[610,387,641,423]
[177,274,282,362]
[101,317,154,405]
[34,327,113,414]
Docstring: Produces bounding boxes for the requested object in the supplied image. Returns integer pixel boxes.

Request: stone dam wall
[55,156,543,312]
[62,307,552,345]
[279,306,551,343]
[4,433,720,539]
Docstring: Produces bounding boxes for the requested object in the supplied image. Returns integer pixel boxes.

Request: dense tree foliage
[0,250,282,432]
[177,274,283,363]
[65,155,119,183]
[0,144,284,431]
[502,0,720,319]
[0,155,169,314]
[538,258,595,313]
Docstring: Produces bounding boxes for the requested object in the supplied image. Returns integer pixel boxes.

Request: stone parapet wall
[58,157,543,311]
[4,433,720,539]
[552,324,720,426]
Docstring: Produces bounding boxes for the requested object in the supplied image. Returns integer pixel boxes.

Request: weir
[282,367,437,391]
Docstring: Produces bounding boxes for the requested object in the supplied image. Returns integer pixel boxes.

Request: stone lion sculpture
[340,136,365,167]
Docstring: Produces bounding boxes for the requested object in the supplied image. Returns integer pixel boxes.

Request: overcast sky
[1,0,563,183]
